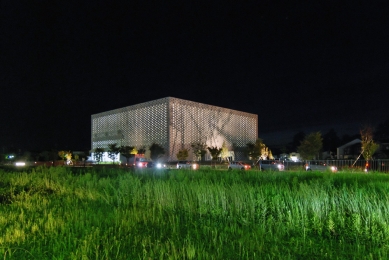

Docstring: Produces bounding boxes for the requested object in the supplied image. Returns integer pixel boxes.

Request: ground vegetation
[0,167,388,259]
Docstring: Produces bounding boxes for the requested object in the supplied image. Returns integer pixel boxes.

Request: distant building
[289,152,301,162]
[337,139,361,159]
[377,141,389,158]
[91,97,258,161]
[279,152,301,162]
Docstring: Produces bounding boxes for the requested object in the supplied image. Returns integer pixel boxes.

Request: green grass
[0,166,389,259]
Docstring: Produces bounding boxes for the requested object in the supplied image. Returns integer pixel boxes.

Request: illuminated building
[91,97,257,161]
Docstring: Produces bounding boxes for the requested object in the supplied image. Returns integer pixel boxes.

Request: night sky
[1,1,389,152]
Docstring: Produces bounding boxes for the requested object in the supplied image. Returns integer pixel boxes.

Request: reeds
[0,167,388,259]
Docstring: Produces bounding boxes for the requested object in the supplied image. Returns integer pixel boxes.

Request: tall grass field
[1,166,389,259]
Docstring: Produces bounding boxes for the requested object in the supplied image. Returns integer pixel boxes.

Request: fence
[282,159,389,173]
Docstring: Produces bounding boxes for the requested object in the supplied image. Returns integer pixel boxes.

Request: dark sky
[1,1,389,151]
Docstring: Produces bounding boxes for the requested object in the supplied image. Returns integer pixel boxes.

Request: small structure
[279,152,301,162]
[289,152,301,162]
[337,139,361,159]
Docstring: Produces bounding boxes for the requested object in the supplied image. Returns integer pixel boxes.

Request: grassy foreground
[0,167,389,259]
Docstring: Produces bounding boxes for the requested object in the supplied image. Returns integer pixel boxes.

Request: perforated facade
[91,97,257,161]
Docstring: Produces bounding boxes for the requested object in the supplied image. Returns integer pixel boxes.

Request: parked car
[258,160,285,171]
[147,161,168,169]
[228,161,251,170]
[135,157,152,168]
[155,162,168,169]
[305,161,337,172]
[176,161,199,170]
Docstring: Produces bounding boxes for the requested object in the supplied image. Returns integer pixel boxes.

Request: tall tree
[374,118,389,158]
[191,142,207,161]
[58,150,72,164]
[65,152,72,165]
[39,151,50,161]
[130,147,138,155]
[149,143,165,161]
[207,146,222,163]
[107,143,120,164]
[119,145,134,165]
[246,138,269,163]
[375,118,389,141]
[58,150,66,162]
[297,132,323,160]
[74,154,79,165]
[360,126,379,161]
[268,149,274,160]
[245,142,257,162]
[322,129,341,154]
[220,141,229,161]
[82,150,90,161]
[176,149,189,161]
[94,148,105,164]
[289,131,306,152]
[137,146,146,155]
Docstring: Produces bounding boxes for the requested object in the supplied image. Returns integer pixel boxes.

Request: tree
[176,149,189,161]
[260,146,269,160]
[232,143,245,158]
[130,147,138,156]
[39,151,50,161]
[289,131,306,152]
[58,150,72,165]
[360,126,379,161]
[149,143,165,161]
[374,118,389,158]
[374,118,389,142]
[246,138,269,163]
[107,143,120,164]
[94,148,105,164]
[137,146,146,155]
[74,154,79,165]
[58,151,66,162]
[119,145,134,165]
[207,146,222,162]
[65,152,72,160]
[246,142,258,162]
[220,141,229,161]
[82,150,90,161]
[268,149,274,160]
[297,132,323,160]
[322,129,341,154]
[191,142,207,161]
